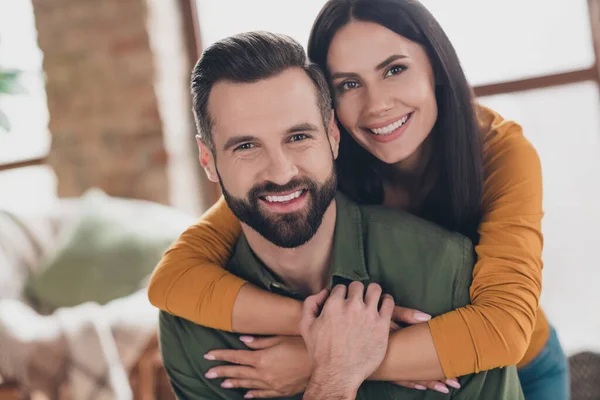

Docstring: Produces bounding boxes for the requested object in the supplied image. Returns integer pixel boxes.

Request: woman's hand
[389,306,461,394]
[204,335,310,399]
[203,304,460,397]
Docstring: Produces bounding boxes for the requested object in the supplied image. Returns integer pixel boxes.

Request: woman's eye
[338,81,360,92]
[385,65,405,78]
[234,143,255,151]
[289,134,308,142]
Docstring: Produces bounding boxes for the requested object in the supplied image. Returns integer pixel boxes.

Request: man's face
[199,68,340,248]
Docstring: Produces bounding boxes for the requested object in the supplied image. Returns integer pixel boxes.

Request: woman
[149,0,569,398]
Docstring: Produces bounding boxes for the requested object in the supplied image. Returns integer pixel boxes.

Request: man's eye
[234,143,255,151]
[289,134,308,142]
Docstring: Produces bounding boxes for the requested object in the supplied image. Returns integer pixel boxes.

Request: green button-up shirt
[160,193,523,399]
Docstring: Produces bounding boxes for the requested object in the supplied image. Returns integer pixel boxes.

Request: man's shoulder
[357,201,471,250]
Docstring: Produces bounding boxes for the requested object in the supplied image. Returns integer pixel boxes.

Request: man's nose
[262,149,299,185]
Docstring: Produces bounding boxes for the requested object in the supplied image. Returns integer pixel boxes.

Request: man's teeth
[264,190,303,203]
[370,114,410,135]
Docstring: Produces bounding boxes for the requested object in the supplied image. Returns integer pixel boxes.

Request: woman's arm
[151,107,543,381]
[376,111,544,380]
[147,196,303,333]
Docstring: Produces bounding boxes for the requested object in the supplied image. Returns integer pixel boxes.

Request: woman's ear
[196,135,219,182]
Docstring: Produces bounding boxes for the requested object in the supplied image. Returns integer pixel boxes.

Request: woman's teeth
[264,190,303,203]
[369,114,410,135]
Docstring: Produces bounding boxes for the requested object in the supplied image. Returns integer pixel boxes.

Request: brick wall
[31,0,204,213]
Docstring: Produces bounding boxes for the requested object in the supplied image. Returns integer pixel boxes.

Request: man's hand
[300,282,395,399]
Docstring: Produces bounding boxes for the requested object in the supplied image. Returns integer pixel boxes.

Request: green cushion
[24,188,193,311]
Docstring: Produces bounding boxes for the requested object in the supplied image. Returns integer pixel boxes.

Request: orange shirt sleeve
[147,196,245,331]
[428,106,544,378]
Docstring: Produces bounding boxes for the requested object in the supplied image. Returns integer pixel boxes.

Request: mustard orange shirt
[148,105,549,378]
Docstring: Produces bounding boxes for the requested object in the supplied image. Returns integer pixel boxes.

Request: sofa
[0,189,193,399]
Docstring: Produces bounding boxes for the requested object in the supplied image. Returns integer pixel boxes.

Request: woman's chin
[372,149,413,166]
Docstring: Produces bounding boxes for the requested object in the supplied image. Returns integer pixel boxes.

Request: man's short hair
[191,31,332,151]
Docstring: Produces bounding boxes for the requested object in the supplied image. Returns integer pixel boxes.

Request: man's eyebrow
[223,135,257,151]
[286,123,320,134]
[330,54,409,80]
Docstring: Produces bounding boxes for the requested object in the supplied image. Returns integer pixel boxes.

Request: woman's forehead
[326,20,422,72]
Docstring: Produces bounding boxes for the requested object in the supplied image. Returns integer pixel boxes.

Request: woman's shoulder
[475,104,542,211]
[476,104,539,167]
[477,104,531,154]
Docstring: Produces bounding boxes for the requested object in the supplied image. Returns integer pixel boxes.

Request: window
[422,0,594,85]
[0,0,55,212]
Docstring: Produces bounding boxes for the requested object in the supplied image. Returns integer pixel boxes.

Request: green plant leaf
[0,109,10,132]
[0,69,26,95]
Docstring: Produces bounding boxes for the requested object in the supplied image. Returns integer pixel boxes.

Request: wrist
[289,298,303,335]
[304,367,360,399]
[304,379,358,400]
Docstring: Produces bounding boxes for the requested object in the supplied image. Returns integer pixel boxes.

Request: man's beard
[219,168,337,248]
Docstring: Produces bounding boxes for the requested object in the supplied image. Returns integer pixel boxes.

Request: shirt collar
[228,192,370,296]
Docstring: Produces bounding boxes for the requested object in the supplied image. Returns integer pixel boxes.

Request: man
[159,31,523,399]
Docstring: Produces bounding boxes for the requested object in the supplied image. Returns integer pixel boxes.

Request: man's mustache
[249,178,314,198]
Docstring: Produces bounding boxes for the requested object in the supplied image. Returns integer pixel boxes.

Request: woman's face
[327,20,438,170]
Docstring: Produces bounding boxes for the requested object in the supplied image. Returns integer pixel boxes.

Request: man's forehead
[208,69,324,144]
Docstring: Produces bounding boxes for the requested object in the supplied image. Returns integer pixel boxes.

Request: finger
[221,379,267,390]
[420,381,449,394]
[204,365,259,380]
[239,335,283,349]
[300,289,329,335]
[204,349,258,366]
[347,281,365,302]
[393,381,427,391]
[379,294,395,320]
[364,283,383,308]
[329,284,347,299]
[389,320,401,332]
[445,378,461,389]
[245,389,282,398]
[392,306,431,324]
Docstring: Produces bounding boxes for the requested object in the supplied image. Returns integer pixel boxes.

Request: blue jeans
[518,325,570,400]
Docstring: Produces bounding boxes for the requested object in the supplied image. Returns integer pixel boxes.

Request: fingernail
[221,381,233,388]
[415,385,427,390]
[414,312,431,322]
[434,383,449,394]
[205,371,217,379]
[446,379,461,389]
[240,336,254,343]
[203,354,215,360]
[244,394,254,399]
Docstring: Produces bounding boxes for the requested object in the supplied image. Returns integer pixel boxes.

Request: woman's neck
[379,136,436,211]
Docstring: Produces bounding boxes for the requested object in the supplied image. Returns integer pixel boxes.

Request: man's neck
[242,200,337,297]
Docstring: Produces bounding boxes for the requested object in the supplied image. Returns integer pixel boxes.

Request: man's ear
[196,135,219,183]
[327,110,341,160]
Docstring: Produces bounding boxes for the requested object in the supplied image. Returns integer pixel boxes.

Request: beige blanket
[0,289,158,399]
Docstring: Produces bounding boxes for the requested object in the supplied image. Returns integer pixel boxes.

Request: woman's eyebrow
[330,54,409,80]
